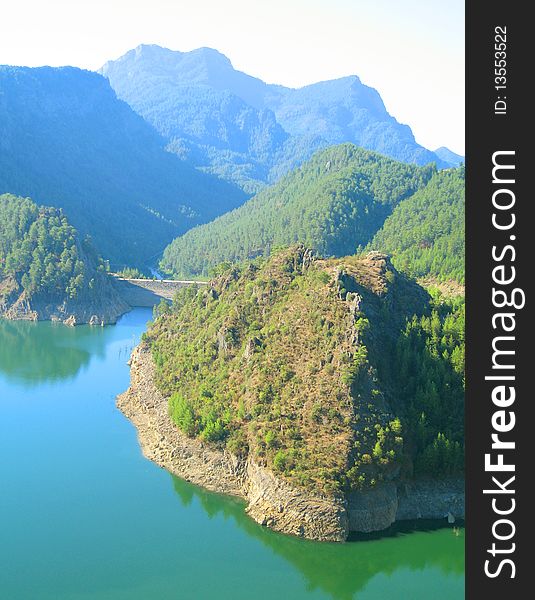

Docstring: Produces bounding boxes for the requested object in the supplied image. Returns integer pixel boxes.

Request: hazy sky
[1,0,465,154]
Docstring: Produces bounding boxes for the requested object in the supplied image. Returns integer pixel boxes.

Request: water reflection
[0,319,108,385]
[0,310,462,599]
[170,474,464,600]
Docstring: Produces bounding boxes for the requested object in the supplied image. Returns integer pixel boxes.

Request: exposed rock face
[118,344,465,541]
[245,461,348,541]
[347,479,465,532]
[0,277,130,325]
[395,478,465,522]
[347,483,398,533]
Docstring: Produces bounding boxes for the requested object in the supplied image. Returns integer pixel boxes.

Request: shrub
[169,394,197,436]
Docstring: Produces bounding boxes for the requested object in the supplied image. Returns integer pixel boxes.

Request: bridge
[110,275,208,308]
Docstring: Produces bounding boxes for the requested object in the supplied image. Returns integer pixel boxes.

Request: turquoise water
[0,310,464,599]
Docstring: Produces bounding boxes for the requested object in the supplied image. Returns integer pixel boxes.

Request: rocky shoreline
[0,276,130,325]
[117,344,465,542]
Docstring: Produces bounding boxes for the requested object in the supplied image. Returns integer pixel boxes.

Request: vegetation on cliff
[145,246,464,495]
[378,291,465,475]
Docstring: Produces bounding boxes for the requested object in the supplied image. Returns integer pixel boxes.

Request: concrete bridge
[110,275,208,308]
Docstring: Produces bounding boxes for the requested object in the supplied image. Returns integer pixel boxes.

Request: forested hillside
[368,168,465,283]
[100,45,455,192]
[146,247,464,494]
[0,66,246,267]
[161,145,435,277]
[1,194,97,298]
[0,194,127,322]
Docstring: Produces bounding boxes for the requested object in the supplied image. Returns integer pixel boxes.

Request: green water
[0,310,464,599]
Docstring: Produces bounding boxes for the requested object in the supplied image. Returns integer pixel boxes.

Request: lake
[0,309,464,599]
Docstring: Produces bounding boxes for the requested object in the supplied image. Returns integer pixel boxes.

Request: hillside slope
[368,168,465,283]
[0,66,246,267]
[161,145,435,277]
[0,194,128,324]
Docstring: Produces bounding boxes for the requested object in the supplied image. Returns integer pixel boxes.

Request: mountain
[99,45,451,191]
[0,66,246,267]
[160,144,435,277]
[99,45,309,193]
[264,76,443,165]
[0,193,128,324]
[368,167,465,283]
[434,147,464,166]
[123,247,464,539]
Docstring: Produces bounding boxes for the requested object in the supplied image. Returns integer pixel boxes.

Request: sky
[0,0,465,154]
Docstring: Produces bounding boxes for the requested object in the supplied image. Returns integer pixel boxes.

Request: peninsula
[118,246,464,540]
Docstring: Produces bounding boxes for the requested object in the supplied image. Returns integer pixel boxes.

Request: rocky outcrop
[0,276,130,325]
[346,479,465,533]
[245,460,348,541]
[347,483,398,533]
[118,344,465,541]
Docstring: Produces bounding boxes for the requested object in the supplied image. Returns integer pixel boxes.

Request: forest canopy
[161,144,435,277]
[368,167,465,283]
[0,193,106,299]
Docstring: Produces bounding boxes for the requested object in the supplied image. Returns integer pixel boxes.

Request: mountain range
[160,143,465,286]
[1,45,465,540]
[100,44,461,192]
[1,46,463,274]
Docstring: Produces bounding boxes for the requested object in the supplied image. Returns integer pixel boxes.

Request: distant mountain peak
[191,46,233,65]
[105,44,234,75]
